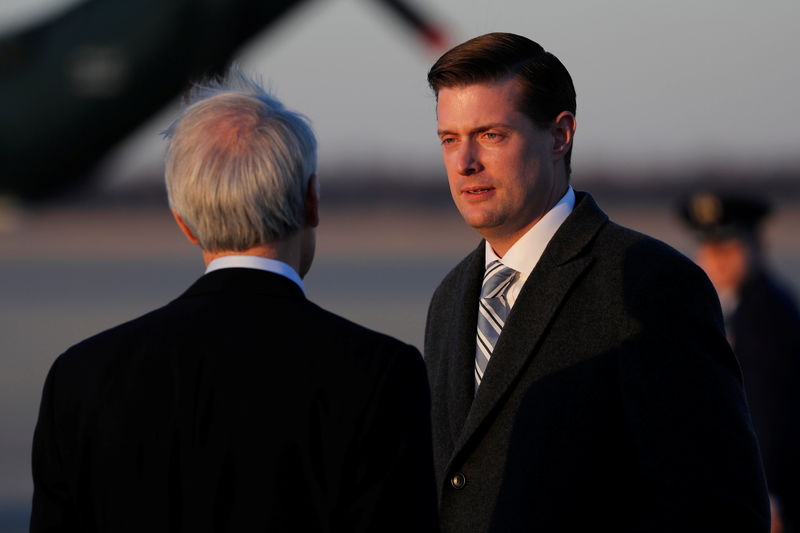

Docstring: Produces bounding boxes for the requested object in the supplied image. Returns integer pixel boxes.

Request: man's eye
[483,132,503,141]
[440,137,456,145]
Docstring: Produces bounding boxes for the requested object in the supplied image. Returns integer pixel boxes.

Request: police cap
[678,190,771,241]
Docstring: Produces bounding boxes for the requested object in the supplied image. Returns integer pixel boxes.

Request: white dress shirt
[205,255,305,294]
[484,186,575,309]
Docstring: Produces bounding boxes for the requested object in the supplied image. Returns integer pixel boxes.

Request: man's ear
[305,173,320,228]
[551,111,576,162]
[171,209,200,245]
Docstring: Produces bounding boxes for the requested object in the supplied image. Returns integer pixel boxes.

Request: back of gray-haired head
[163,69,317,252]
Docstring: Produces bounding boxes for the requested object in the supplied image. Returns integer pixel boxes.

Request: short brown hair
[428,32,576,174]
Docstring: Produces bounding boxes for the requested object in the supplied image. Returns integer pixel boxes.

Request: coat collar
[451,191,609,454]
[178,267,306,301]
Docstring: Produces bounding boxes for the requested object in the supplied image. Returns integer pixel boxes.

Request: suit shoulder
[597,219,680,255]
[303,300,423,363]
[595,219,723,323]
[598,220,703,278]
[300,302,430,405]
[40,301,178,408]
[56,301,173,367]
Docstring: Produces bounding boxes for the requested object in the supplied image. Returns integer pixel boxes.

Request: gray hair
[163,69,317,252]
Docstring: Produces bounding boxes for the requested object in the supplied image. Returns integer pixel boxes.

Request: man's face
[696,238,750,294]
[436,77,567,255]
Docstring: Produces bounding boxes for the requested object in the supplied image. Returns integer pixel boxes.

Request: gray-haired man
[31,71,439,533]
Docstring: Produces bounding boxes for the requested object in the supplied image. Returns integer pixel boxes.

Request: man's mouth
[465,187,494,195]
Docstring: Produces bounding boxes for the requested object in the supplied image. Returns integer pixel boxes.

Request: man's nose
[456,142,483,176]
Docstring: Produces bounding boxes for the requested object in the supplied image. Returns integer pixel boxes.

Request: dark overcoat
[424,192,770,533]
[732,270,800,533]
[32,268,439,533]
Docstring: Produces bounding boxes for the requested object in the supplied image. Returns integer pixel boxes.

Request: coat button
[450,472,466,489]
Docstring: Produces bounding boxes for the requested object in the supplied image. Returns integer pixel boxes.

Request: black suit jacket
[32,268,439,533]
[425,192,769,533]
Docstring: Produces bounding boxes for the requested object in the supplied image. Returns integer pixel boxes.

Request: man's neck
[485,185,573,258]
[202,238,301,273]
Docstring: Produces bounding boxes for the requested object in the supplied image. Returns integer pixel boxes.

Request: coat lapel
[454,192,609,451]
[445,243,486,445]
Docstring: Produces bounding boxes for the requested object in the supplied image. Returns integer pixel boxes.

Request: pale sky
[4,0,800,187]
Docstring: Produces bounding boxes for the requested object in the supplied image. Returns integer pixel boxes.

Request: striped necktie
[475,260,518,389]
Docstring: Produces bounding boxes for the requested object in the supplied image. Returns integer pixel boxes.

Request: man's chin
[461,216,502,236]
[456,207,499,230]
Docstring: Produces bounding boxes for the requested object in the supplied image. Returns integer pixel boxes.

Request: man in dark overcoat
[424,32,769,533]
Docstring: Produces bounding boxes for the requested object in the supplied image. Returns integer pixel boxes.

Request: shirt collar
[205,255,305,294]
[485,186,575,276]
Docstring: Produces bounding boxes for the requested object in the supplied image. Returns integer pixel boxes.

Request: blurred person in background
[30,69,439,533]
[423,32,769,533]
[680,190,800,533]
